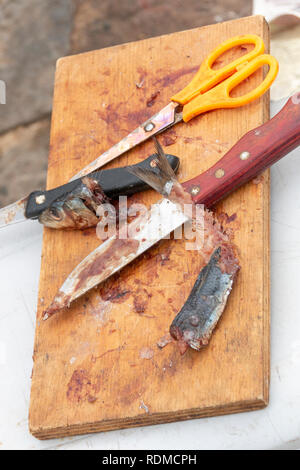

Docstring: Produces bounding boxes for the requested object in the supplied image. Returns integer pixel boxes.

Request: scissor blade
[0,197,28,229]
[69,102,181,181]
[43,198,188,319]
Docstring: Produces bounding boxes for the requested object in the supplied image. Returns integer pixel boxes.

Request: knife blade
[0,197,28,228]
[43,197,188,319]
[0,153,179,229]
[43,93,300,319]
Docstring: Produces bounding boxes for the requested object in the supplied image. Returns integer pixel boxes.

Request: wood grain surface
[29,15,270,439]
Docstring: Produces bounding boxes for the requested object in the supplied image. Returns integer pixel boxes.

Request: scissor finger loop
[181,53,278,121]
[171,34,279,122]
[221,54,279,105]
[204,34,265,73]
[172,34,266,105]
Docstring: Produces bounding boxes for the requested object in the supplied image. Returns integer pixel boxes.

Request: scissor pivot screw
[36,195,46,205]
[191,186,200,195]
[150,159,157,167]
[240,151,250,160]
[144,122,155,132]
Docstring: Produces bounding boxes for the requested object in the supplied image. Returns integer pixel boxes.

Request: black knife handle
[25,153,180,220]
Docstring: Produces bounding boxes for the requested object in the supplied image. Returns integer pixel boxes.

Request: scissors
[71,34,278,181]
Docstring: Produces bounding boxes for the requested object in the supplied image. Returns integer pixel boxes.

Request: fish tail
[127,137,178,197]
[152,137,178,182]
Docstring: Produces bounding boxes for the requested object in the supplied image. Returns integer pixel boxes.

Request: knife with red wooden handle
[184,93,300,206]
[44,93,300,319]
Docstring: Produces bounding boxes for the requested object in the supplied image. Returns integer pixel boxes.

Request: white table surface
[1,98,300,450]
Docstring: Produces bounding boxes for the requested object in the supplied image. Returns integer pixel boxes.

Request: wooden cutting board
[29,15,270,439]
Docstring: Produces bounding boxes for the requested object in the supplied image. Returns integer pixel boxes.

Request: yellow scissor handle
[181,54,278,122]
[172,34,265,105]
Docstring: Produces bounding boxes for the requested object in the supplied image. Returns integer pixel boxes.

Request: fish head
[39,197,99,229]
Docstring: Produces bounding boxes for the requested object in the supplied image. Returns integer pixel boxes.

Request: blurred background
[0,0,299,207]
[0,0,252,206]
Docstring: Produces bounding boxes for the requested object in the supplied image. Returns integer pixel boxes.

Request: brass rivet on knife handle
[35,195,46,205]
[240,151,251,160]
[190,186,200,195]
[215,168,225,178]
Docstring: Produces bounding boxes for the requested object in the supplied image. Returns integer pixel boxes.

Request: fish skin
[170,247,238,353]
[38,178,108,229]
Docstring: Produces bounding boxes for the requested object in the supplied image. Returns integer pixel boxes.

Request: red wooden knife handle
[182,93,300,207]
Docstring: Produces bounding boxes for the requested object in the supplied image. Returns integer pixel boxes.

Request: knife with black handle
[0,153,179,229]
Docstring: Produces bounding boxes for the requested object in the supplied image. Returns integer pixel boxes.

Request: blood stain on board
[216,212,240,236]
[66,368,102,404]
[218,212,237,224]
[99,284,131,304]
[146,91,160,107]
[126,107,153,127]
[133,288,153,316]
[183,136,203,144]
[119,377,146,407]
[153,65,198,88]
[161,129,177,146]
